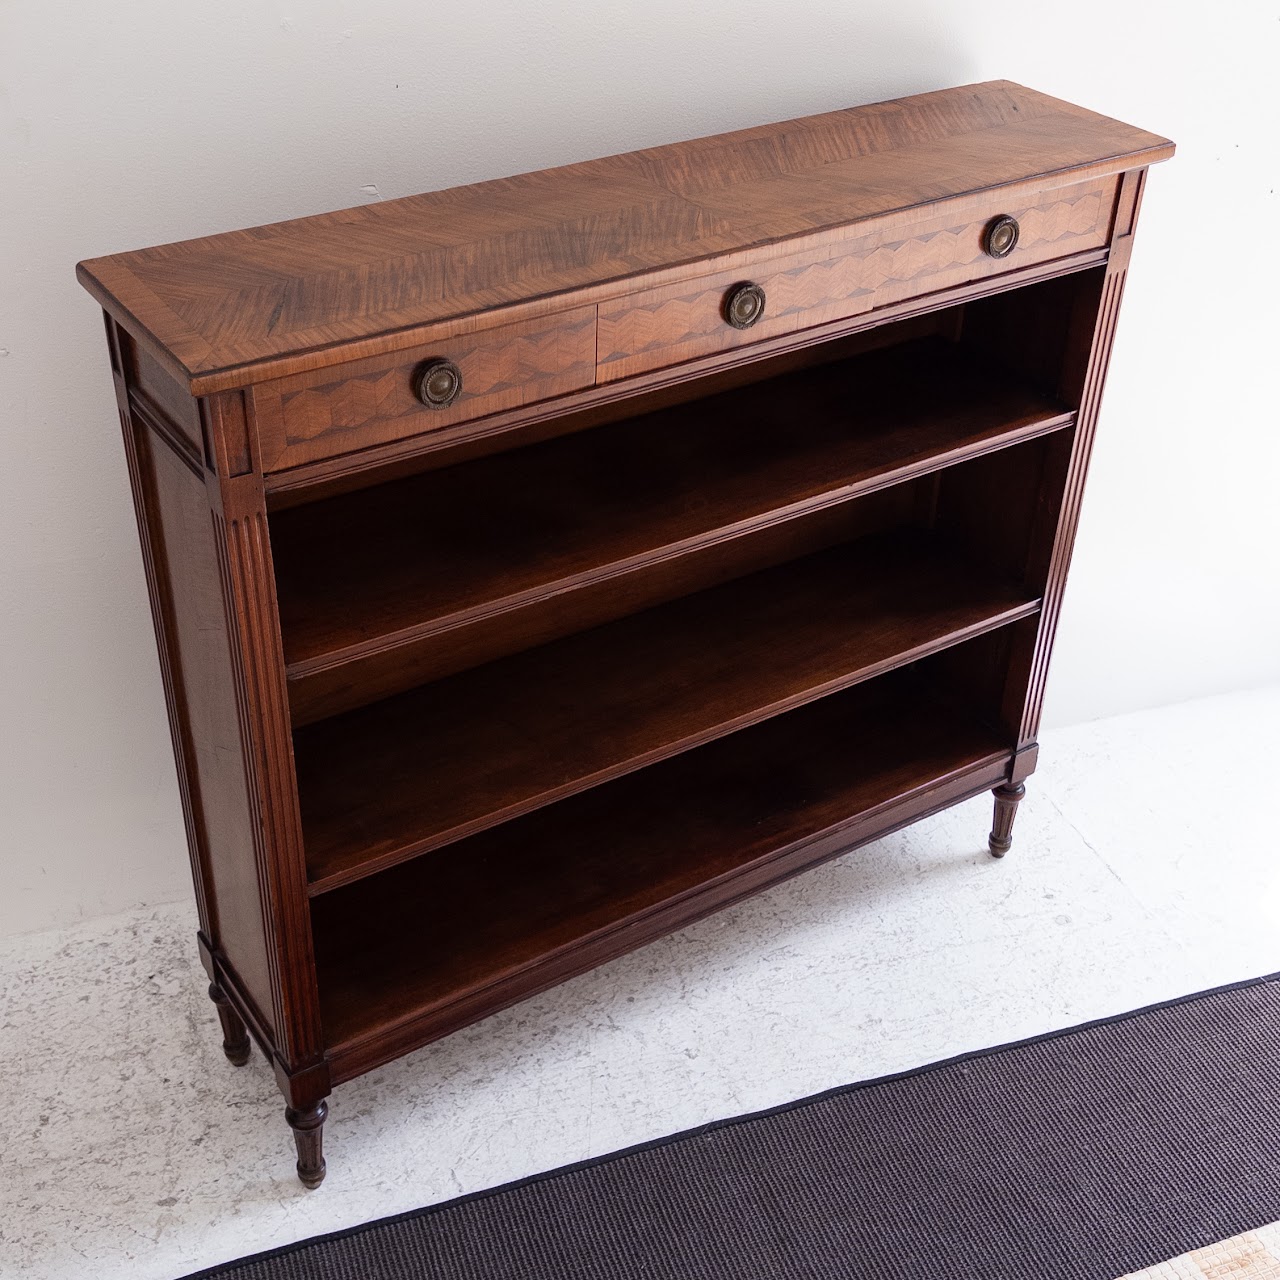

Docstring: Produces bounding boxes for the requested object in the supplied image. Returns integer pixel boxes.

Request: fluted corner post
[988,782,1026,858]
[285,1100,329,1189]
[203,388,331,1184]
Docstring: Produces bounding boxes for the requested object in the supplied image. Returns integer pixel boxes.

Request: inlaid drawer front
[254,306,597,471]
[597,176,1118,383]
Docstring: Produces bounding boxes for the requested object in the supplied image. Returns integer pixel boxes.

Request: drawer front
[598,176,1117,383]
[254,306,597,471]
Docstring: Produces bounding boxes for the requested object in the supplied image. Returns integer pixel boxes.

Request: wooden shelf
[272,338,1069,681]
[293,528,1039,893]
[82,77,1170,1185]
[310,674,1010,1070]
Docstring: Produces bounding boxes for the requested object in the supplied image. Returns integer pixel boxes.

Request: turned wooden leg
[988,782,1026,858]
[286,1101,328,1188]
[208,983,251,1065]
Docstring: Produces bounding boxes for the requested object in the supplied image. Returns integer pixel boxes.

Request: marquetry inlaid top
[77,81,1172,391]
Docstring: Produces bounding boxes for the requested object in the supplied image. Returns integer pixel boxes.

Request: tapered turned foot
[286,1101,328,1188]
[208,983,251,1065]
[988,782,1026,858]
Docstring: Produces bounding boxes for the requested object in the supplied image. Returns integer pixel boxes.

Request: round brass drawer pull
[413,358,463,409]
[724,281,766,330]
[983,215,1020,259]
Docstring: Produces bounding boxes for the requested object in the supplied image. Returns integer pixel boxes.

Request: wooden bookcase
[77,81,1172,1185]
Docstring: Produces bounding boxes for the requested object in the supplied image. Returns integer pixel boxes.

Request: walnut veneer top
[76,81,1172,392]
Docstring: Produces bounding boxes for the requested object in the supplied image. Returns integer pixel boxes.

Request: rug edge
[177,967,1280,1280]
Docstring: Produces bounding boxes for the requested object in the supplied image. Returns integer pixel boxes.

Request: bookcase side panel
[1016,167,1150,746]
[111,324,280,1041]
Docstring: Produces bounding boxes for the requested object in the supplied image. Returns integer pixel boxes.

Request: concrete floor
[3,686,1278,1280]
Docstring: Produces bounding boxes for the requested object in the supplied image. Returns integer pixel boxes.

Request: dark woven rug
[186,974,1280,1280]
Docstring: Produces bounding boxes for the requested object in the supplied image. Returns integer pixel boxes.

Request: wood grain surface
[293,529,1040,893]
[77,81,1171,392]
[597,175,1116,382]
[311,671,1009,1070]
[78,80,1172,1181]
[255,305,597,470]
[272,336,1071,722]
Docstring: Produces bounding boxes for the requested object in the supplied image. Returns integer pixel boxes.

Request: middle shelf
[294,526,1041,893]
[272,334,1072,725]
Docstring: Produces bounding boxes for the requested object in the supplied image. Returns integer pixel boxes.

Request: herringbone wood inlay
[254,175,1112,469]
[77,81,1171,391]
[598,176,1114,382]
[253,306,597,471]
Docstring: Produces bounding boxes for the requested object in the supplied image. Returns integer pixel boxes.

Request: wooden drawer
[597,176,1118,383]
[254,306,597,471]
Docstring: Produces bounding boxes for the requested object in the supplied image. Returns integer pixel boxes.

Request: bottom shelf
[311,672,1011,1076]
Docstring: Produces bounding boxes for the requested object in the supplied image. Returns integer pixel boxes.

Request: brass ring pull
[983,215,1020,259]
[724,281,766,330]
[413,358,463,408]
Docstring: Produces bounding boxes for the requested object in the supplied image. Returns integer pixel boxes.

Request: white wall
[2,1,1277,938]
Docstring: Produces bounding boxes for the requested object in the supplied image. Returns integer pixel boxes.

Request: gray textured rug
[185,975,1280,1280]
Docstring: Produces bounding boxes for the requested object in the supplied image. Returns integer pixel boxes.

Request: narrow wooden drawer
[597,176,1118,383]
[253,306,597,471]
